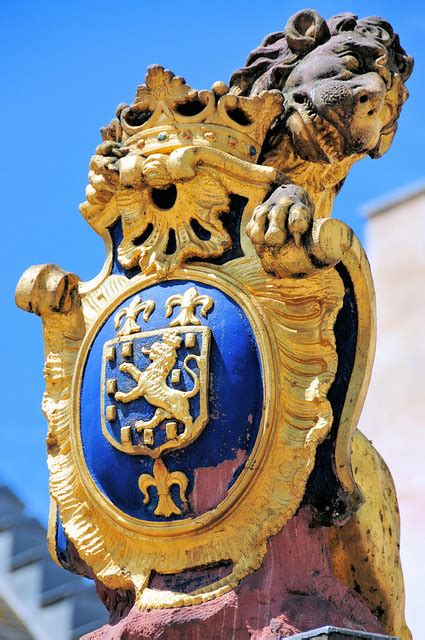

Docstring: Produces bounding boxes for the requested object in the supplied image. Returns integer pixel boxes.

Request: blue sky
[1,0,424,523]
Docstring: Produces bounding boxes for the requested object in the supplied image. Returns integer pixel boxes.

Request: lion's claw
[247,184,314,251]
[288,203,311,247]
[119,363,131,374]
[95,140,128,159]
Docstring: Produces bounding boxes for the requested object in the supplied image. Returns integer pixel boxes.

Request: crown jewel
[101,65,283,162]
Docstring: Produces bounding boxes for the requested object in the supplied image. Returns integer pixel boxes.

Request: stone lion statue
[230,9,413,639]
[73,9,413,637]
[17,8,413,639]
[230,10,412,247]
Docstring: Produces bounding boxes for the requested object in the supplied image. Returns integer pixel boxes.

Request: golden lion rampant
[115,332,200,434]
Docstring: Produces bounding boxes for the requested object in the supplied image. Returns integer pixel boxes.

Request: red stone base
[83,509,384,640]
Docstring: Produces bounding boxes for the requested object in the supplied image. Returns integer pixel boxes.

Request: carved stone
[16,8,413,640]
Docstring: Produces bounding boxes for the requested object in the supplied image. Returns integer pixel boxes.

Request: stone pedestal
[83,509,386,640]
[288,627,397,639]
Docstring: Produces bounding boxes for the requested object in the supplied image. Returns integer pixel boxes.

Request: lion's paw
[119,363,131,374]
[247,184,314,251]
[86,141,129,204]
[247,185,354,277]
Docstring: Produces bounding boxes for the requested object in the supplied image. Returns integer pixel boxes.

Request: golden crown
[101,65,283,162]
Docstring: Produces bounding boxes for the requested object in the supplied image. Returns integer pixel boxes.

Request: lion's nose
[316,83,353,109]
[314,75,385,126]
[352,87,381,119]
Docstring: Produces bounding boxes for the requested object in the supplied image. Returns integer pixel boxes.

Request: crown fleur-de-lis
[114,295,155,336]
[165,287,214,327]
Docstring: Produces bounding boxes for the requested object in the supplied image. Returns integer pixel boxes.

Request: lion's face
[230,11,412,169]
[146,341,168,362]
[283,32,398,164]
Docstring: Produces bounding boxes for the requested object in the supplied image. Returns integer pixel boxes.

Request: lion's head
[230,10,413,172]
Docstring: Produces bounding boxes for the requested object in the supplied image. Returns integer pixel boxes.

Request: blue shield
[79,279,264,523]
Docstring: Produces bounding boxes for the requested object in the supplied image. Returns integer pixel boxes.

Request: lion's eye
[340,53,362,72]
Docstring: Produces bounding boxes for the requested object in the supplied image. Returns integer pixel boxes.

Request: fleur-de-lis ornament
[165,287,214,327]
[114,295,155,336]
[138,458,188,517]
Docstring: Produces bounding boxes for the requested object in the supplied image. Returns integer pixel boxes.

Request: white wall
[361,186,425,639]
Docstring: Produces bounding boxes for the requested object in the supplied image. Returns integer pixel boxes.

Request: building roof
[0,485,108,640]
[361,179,425,218]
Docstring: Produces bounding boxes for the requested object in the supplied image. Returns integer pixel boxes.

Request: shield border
[60,261,344,609]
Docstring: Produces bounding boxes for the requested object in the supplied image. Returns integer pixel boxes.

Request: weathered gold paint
[330,431,412,640]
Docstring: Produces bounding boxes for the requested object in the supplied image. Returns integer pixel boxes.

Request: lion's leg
[135,409,166,432]
[115,386,143,403]
[180,411,193,437]
[329,430,411,640]
[119,362,142,381]
[115,363,144,403]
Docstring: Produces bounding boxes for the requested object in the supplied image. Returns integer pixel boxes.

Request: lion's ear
[327,13,358,35]
[285,9,330,54]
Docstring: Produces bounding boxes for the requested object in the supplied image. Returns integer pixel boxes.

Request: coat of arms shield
[101,325,211,459]
[78,278,268,525]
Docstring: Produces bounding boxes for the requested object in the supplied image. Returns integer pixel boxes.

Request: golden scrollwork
[20,262,342,609]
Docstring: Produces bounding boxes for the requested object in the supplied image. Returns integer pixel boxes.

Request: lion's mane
[230,11,413,96]
[229,11,413,214]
